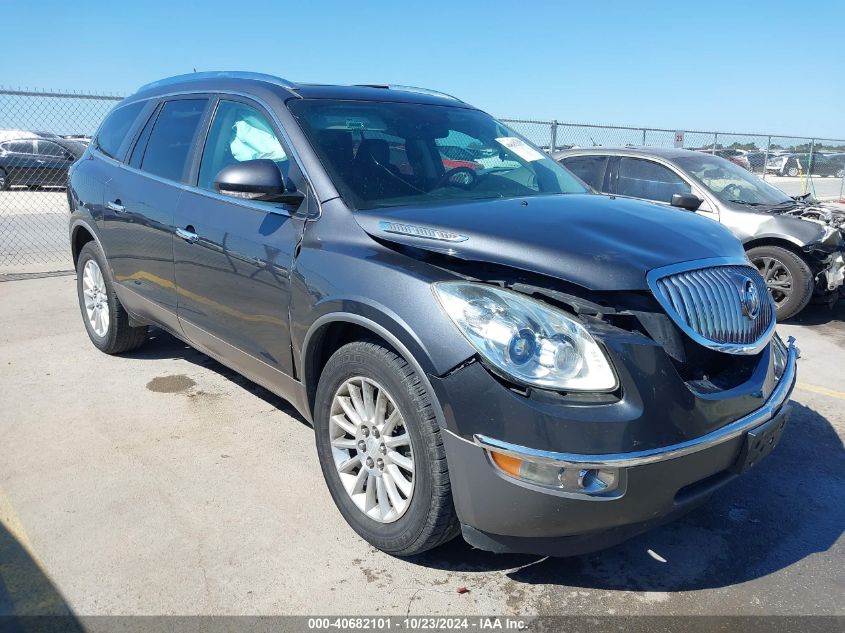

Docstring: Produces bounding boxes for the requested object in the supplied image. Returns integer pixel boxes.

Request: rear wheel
[0,169,8,191]
[76,242,148,354]
[314,340,459,556]
[747,245,813,321]
[786,166,800,177]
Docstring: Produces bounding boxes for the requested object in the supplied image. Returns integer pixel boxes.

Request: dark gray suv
[68,72,797,557]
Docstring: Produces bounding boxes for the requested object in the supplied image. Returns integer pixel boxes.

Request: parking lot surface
[0,275,843,617]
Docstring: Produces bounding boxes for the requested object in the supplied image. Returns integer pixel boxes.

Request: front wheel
[747,245,814,321]
[786,166,800,177]
[0,169,8,191]
[314,340,459,556]
[76,242,148,354]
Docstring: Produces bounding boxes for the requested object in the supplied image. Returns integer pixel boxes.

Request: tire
[747,245,814,321]
[836,168,844,178]
[314,340,459,556]
[0,169,8,191]
[786,166,799,177]
[76,241,148,354]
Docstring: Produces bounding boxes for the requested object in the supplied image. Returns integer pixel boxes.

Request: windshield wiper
[761,200,800,212]
[727,199,765,207]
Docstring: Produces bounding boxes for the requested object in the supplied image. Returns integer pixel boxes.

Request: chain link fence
[502,118,845,204]
[0,89,122,274]
[1,87,844,274]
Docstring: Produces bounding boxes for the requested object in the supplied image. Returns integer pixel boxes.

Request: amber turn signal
[490,451,523,477]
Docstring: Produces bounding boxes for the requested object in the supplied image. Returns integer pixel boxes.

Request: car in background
[766,153,845,178]
[710,149,751,171]
[0,137,86,190]
[744,151,769,174]
[555,147,845,320]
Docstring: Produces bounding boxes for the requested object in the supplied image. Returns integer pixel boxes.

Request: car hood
[355,194,745,291]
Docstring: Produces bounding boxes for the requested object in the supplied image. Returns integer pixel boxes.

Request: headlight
[432,281,617,391]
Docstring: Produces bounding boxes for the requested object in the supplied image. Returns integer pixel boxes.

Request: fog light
[489,450,620,495]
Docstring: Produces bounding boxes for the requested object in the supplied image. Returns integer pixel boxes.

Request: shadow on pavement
[123,328,310,427]
[411,402,844,591]
[784,296,844,327]
[0,519,82,631]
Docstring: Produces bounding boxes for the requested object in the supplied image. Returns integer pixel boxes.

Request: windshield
[674,153,792,207]
[288,99,586,210]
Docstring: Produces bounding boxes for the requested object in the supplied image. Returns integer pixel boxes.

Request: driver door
[174,96,309,382]
[610,157,718,221]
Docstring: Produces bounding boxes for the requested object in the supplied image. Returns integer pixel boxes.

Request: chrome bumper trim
[474,337,798,469]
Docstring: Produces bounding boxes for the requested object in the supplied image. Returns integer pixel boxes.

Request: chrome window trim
[91,88,321,219]
[646,256,776,355]
[475,337,797,469]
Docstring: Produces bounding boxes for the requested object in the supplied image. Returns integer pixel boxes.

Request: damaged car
[556,147,845,320]
[68,72,797,557]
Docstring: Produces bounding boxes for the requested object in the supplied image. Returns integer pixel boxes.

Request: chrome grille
[647,261,775,355]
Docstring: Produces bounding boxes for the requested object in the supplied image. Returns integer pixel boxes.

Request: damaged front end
[782,203,845,293]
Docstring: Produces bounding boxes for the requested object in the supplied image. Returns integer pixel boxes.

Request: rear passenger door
[34,140,73,185]
[173,96,309,382]
[100,97,210,332]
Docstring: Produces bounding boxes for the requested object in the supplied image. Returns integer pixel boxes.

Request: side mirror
[214,159,304,205]
[670,193,703,211]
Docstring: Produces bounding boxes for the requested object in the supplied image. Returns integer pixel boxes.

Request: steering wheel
[436,167,478,190]
[721,183,744,199]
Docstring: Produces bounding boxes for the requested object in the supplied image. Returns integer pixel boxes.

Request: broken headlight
[432,282,617,391]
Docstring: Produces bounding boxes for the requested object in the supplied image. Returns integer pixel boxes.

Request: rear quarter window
[96,101,146,159]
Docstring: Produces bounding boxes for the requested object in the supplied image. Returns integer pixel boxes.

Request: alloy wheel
[82,259,110,337]
[752,255,793,306]
[329,376,415,523]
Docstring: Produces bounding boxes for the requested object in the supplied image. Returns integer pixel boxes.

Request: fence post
[762,135,771,181]
[549,120,558,154]
[712,133,718,154]
[642,128,646,145]
[806,139,816,196]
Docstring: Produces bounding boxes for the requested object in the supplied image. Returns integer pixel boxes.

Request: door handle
[175,227,198,244]
[106,200,125,213]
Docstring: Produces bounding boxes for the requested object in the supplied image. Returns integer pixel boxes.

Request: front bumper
[438,337,798,556]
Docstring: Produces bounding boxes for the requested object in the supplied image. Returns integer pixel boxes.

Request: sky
[5,0,844,138]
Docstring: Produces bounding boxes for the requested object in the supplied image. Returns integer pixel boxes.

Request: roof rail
[356,84,462,102]
[135,71,297,94]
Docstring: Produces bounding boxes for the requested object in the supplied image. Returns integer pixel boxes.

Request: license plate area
[733,406,790,473]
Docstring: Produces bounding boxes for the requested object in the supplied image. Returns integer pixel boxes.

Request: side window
[617,158,690,203]
[96,101,146,159]
[197,100,288,191]
[128,103,162,169]
[7,140,35,154]
[141,99,208,182]
[36,141,67,157]
[561,156,609,191]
